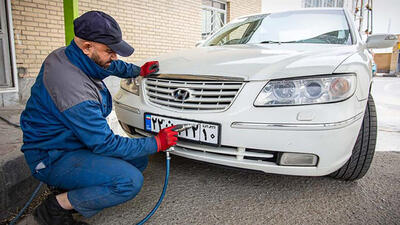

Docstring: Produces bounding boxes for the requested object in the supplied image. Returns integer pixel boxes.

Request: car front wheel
[330,94,377,181]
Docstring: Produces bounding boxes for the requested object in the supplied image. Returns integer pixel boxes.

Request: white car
[114,9,396,180]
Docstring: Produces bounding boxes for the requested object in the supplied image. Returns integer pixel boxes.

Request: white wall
[372,0,400,34]
[261,0,302,13]
[261,0,400,35]
[262,0,353,13]
[368,0,400,53]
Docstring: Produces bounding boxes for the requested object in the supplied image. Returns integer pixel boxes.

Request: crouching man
[20,11,177,225]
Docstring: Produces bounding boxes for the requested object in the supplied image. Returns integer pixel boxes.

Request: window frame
[202,0,227,39]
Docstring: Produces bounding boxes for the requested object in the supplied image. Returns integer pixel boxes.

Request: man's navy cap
[74,11,134,57]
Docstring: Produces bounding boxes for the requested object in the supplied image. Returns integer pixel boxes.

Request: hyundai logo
[172,88,191,101]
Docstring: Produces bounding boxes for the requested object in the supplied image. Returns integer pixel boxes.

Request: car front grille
[144,77,243,111]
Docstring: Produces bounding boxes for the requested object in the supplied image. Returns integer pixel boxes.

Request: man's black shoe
[33,194,88,225]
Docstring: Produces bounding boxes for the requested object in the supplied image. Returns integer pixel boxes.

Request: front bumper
[114,80,367,176]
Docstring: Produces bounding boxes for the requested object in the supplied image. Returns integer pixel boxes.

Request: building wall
[374,53,391,73]
[389,35,400,74]
[79,0,202,64]
[261,0,303,13]
[11,0,202,78]
[6,0,260,105]
[261,0,353,13]
[227,0,262,22]
[373,35,399,74]
[11,0,65,78]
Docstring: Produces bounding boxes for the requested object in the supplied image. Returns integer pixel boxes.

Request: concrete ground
[17,151,400,225]
[80,152,400,225]
[372,77,400,152]
[0,105,43,224]
[1,76,399,224]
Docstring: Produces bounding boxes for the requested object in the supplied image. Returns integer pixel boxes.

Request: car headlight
[120,76,142,95]
[254,74,356,106]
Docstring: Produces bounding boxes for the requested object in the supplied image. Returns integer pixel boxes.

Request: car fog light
[279,153,318,166]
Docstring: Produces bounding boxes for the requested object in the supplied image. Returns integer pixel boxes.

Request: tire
[330,94,377,181]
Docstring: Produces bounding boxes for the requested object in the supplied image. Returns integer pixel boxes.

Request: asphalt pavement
[73,151,399,225]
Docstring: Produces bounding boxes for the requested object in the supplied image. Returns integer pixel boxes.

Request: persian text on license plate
[144,113,220,145]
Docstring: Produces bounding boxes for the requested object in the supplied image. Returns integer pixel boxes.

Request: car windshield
[205,10,352,46]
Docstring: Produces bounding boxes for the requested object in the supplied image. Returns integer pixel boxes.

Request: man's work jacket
[20,40,157,173]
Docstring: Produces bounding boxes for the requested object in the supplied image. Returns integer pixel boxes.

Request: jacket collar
[65,40,112,80]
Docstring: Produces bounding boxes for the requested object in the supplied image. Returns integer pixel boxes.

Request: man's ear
[81,41,92,55]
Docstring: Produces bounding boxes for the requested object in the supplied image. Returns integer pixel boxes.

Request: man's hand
[140,61,159,77]
[155,126,178,152]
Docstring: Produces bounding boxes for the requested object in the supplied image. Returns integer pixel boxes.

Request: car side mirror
[366,34,398,49]
[195,40,206,47]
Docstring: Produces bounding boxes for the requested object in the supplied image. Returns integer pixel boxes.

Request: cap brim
[108,40,134,57]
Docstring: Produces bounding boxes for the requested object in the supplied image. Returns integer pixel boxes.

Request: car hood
[151,44,358,81]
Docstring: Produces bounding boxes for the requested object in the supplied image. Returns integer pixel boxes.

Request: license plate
[144,113,220,146]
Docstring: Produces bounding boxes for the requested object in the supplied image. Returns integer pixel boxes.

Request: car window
[206,10,352,46]
[212,23,251,45]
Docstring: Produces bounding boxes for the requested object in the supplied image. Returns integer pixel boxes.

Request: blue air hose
[9,181,44,225]
[136,151,171,225]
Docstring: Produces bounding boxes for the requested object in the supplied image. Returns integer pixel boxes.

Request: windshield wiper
[259,40,297,44]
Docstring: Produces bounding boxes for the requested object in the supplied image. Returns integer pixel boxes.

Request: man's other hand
[155,126,178,152]
[140,61,159,77]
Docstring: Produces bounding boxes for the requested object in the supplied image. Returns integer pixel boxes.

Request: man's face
[85,42,118,68]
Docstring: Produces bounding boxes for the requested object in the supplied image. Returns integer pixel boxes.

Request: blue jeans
[32,149,149,218]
